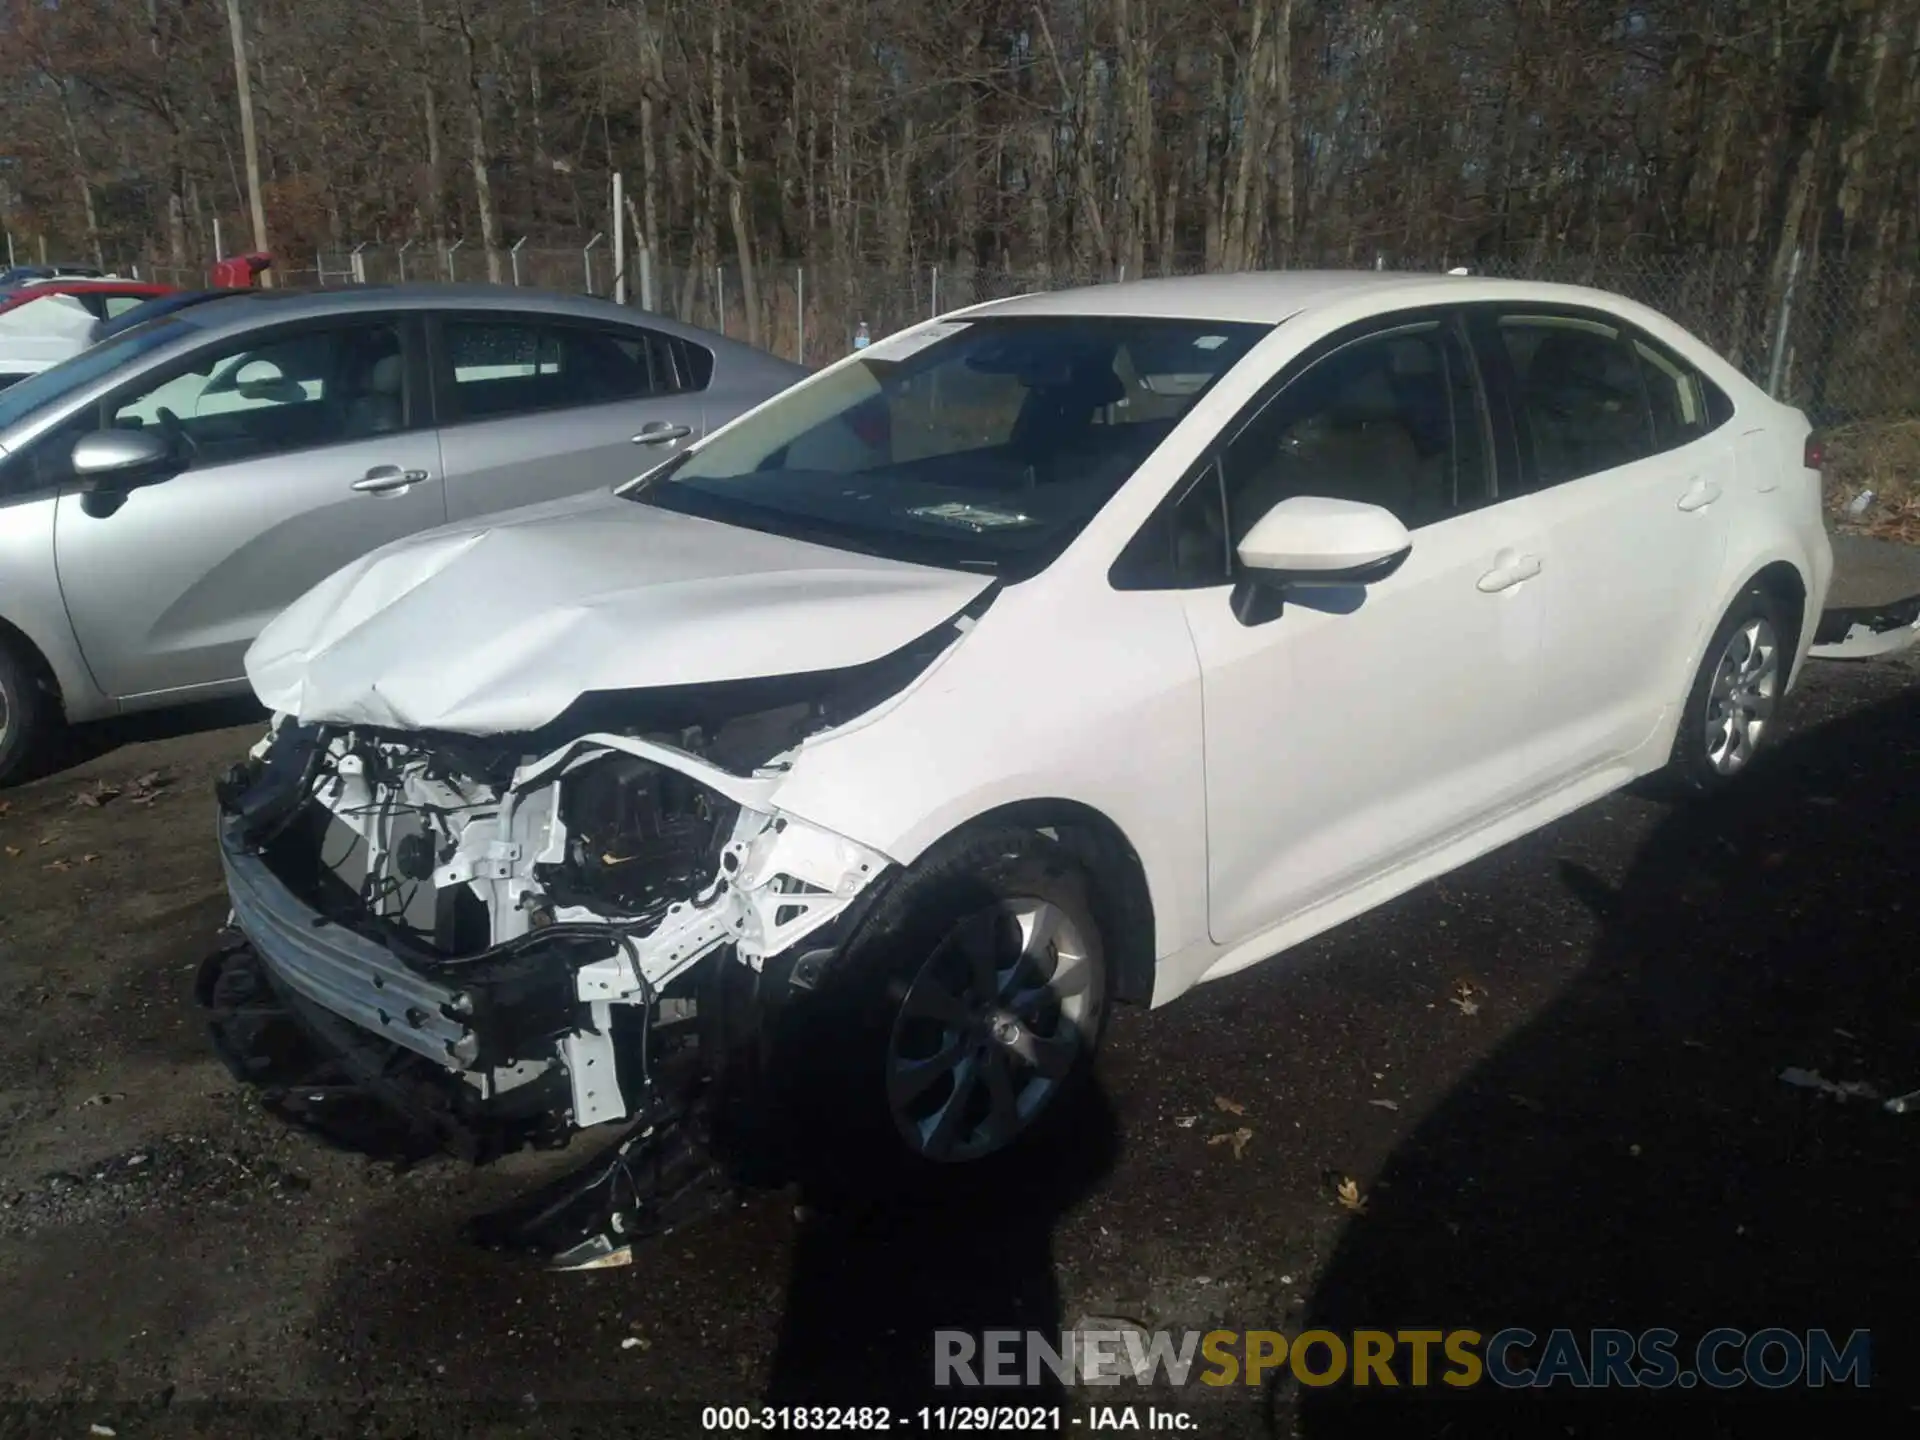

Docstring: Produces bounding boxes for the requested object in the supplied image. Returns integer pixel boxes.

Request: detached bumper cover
[218,815,478,1069]
[1809,591,1920,661]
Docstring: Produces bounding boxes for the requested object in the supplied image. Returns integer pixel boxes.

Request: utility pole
[225,0,272,284]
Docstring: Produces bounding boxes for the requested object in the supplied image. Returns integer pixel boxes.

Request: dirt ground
[1,656,1916,1438]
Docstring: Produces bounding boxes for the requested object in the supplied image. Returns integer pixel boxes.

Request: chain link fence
[135,241,1920,535]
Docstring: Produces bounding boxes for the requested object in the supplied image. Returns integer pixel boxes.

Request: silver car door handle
[1477,553,1542,593]
[352,465,429,494]
[632,423,692,446]
[1676,477,1723,512]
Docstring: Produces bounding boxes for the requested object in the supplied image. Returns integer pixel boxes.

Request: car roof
[960,269,1671,327]
[173,283,770,359]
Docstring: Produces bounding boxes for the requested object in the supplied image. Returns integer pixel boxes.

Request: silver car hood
[245,489,994,735]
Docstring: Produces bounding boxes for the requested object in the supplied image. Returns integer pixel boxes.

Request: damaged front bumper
[210,717,892,1156]
[1809,590,1920,661]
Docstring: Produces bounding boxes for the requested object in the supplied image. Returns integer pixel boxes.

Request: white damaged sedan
[207,272,1831,1226]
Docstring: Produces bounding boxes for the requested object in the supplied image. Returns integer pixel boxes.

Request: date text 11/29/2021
[702,1406,1196,1431]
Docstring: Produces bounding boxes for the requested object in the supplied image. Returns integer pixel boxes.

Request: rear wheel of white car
[1667,586,1794,792]
[0,639,53,788]
[798,829,1112,1178]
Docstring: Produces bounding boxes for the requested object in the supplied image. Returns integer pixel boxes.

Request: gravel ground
[0,658,1915,1438]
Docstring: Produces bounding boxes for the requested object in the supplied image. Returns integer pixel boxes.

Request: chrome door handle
[352,465,428,494]
[1477,553,1542,593]
[1676,477,1722,512]
[632,423,691,446]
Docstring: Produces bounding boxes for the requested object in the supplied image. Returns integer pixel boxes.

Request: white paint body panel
[245,272,1835,1016]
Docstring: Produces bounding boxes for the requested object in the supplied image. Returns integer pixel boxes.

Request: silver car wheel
[1704,617,1780,775]
[886,897,1103,1163]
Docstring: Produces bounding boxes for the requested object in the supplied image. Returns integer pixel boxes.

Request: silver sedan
[0,285,806,781]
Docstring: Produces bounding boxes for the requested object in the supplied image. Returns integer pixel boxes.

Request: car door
[431,312,708,523]
[52,313,448,700]
[1470,307,1733,771]
[1167,312,1562,946]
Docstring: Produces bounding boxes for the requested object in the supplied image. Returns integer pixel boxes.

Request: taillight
[1804,433,1824,471]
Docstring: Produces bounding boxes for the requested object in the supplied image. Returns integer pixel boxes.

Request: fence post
[350,241,368,285]
[1766,246,1803,400]
[397,238,413,283]
[212,218,224,262]
[583,233,603,294]
[445,239,464,282]
[612,172,626,305]
[796,265,805,364]
[638,246,654,311]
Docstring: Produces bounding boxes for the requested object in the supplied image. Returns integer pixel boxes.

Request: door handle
[1477,553,1542,593]
[632,422,691,446]
[1676,477,1723,512]
[351,465,428,494]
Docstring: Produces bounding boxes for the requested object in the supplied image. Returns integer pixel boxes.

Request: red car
[0,278,175,322]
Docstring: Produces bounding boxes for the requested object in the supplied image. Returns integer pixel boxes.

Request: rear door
[1469,306,1734,771]
[431,311,709,523]
[52,313,448,699]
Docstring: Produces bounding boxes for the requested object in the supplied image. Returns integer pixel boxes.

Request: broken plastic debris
[1883,1089,1920,1116]
[1069,1317,1156,1384]
[1779,1066,1880,1103]
[1173,1114,1198,1129]
[621,1335,647,1350]
[90,1426,116,1438]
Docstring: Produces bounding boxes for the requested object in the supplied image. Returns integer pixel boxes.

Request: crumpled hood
[246,489,993,734]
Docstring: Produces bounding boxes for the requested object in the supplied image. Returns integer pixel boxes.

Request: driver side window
[1220,320,1491,543]
[108,322,408,470]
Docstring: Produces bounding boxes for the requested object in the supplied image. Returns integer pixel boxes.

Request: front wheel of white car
[787,829,1114,1180]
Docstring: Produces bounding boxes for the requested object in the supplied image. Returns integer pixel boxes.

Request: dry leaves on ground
[1207,1127,1254,1159]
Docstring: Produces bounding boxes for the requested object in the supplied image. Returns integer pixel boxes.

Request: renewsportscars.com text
[935,1326,1871,1390]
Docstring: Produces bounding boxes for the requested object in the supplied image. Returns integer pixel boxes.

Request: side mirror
[1231,496,1411,625]
[70,428,177,493]
[1236,495,1412,585]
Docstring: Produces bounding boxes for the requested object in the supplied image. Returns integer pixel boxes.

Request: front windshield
[0,317,191,435]
[631,315,1268,574]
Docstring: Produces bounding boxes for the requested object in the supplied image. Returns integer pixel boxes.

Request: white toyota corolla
[207,271,1832,1218]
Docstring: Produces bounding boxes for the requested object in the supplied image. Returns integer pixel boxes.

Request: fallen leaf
[1335,1176,1368,1214]
[3,846,19,859]
[1207,1127,1253,1159]
[71,781,122,808]
[37,836,53,846]
[44,858,71,872]
[1450,994,1481,1016]
[1367,1098,1401,1112]
[81,853,100,864]
[77,1092,126,1108]
[1507,1092,1544,1112]
[1213,1095,1246,1116]
[0,799,10,816]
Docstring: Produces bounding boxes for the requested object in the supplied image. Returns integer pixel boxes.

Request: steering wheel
[155,406,196,461]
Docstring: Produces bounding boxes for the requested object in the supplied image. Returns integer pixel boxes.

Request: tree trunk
[456,5,504,282]
[417,0,446,246]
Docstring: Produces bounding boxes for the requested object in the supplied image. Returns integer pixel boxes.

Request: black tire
[1663,584,1796,794]
[0,638,54,788]
[767,826,1113,1192]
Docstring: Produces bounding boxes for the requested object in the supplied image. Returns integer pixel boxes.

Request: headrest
[368,353,404,395]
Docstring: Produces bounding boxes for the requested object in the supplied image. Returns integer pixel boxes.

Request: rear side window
[1629,330,1733,452]
[440,318,710,423]
[1497,314,1655,486]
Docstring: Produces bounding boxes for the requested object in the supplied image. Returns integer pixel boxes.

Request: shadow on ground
[765,1082,1121,1412]
[25,695,265,783]
[1295,687,1920,1436]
